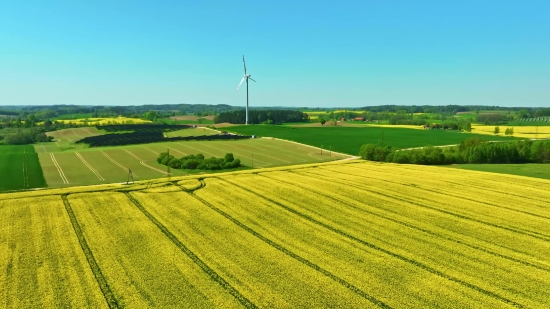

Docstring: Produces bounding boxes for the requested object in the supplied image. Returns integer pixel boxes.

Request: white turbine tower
[237,55,256,124]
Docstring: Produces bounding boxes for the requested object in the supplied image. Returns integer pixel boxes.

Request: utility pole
[321,145,323,156]
[167,148,171,181]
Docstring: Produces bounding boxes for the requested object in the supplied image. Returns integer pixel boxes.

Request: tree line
[360,138,550,165]
[157,152,242,170]
[214,110,309,124]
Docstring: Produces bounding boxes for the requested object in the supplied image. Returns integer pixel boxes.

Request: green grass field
[447,164,550,180]
[225,125,520,155]
[164,127,219,137]
[0,145,46,192]
[36,128,349,188]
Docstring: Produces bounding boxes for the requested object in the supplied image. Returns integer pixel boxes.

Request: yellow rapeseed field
[472,125,550,139]
[38,117,152,126]
[1,160,550,308]
[0,196,107,308]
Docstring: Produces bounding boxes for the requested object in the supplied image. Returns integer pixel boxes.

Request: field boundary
[75,152,105,181]
[62,195,120,308]
[222,178,524,308]
[186,183,392,308]
[124,192,257,309]
[50,153,69,184]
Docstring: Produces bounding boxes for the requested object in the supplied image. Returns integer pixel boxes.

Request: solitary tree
[320,119,326,126]
[494,126,500,135]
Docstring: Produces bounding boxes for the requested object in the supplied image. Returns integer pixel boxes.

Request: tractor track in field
[100,151,139,177]
[331,166,550,219]
[363,165,550,204]
[124,191,257,309]
[199,142,271,167]
[182,181,393,309]
[23,149,29,189]
[257,172,550,273]
[75,152,105,181]
[292,169,549,261]
[61,195,120,309]
[298,168,550,241]
[123,149,169,175]
[221,178,525,308]
[50,153,69,184]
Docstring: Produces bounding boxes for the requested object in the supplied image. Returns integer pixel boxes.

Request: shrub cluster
[157,152,242,170]
[360,138,550,165]
[3,132,52,145]
[476,114,513,125]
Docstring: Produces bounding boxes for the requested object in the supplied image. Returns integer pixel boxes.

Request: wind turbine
[237,55,256,124]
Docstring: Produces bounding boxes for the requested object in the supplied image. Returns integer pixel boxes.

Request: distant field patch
[35,138,348,188]
[47,127,103,143]
[472,125,550,139]
[170,115,215,121]
[0,145,46,191]
[447,164,550,180]
[164,127,219,137]
[226,125,520,155]
[39,117,151,126]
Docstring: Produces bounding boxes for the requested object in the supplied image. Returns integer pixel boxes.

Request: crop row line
[198,143,270,167]
[331,167,550,219]
[293,169,539,258]
[100,151,139,177]
[264,172,550,272]
[352,164,550,203]
[75,152,105,181]
[61,195,119,309]
[222,178,524,308]
[123,149,168,175]
[302,169,550,242]
[391,164,547,193]
[50,153,69,184]
[184,183,392,309]
[23,149,28,188]
[123,192,257,309]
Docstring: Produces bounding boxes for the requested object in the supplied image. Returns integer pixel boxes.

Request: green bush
[157,152,242,170]
[359,139,550,165]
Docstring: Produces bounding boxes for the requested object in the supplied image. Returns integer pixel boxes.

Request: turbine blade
[243,55,247,75]
[237,77,245,90]
[249,77,256,82]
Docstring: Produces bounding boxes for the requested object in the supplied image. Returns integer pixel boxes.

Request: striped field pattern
[1,160,549,308]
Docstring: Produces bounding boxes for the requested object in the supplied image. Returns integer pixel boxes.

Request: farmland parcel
[225,125,520,155]
[1,161,549,308]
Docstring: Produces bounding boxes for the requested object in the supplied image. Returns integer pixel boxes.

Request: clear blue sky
[1,1,548,108]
